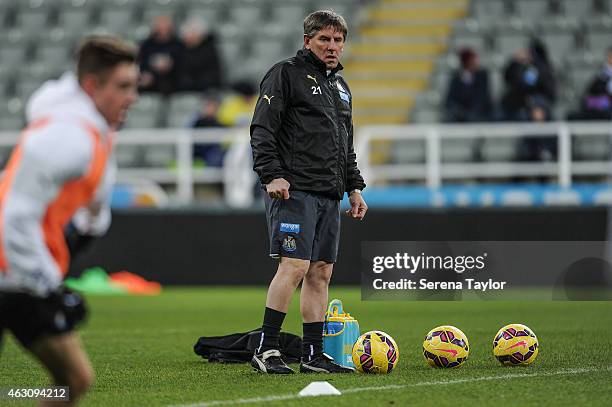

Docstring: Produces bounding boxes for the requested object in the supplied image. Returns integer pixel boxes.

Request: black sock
[302,321,324,361]
[257,307,286,353]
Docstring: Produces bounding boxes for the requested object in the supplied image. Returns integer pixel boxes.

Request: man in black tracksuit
[249,10,367,374]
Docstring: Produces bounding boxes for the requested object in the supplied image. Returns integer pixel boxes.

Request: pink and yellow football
[352,330,399,374]
[422,325,469,368]
[493,323,539,365]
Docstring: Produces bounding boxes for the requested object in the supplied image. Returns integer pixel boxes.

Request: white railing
[114,128,254,206]
[355,121,612,189]
[1,122,610,207]
[0,127,255,208]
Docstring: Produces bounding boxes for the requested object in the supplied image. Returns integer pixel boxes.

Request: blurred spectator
[192,97,224,128]
[568,47,612,120]
[138,15,184,95]
[191,95,226,167]
[443,48,493,122]
[178,18,223,92]
[501,39,556,121]
[518,99,557,163]
[217,81,258,126]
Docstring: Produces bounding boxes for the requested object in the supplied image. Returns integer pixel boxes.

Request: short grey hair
[303,10,348,40]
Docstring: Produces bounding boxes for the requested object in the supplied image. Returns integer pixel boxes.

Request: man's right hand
[266,178,290,200]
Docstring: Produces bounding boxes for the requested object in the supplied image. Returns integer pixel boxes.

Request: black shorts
[264,190,341,263]
[0,288,87,349]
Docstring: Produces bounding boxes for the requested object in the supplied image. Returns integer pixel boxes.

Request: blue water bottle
[323,299,360,368]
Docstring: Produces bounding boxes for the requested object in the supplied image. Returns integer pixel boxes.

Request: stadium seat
[95,0,144,8]
[428,75,451,104]
[453,18,482,36]
[0,116,24,131]
[19,62,60,85]
[0,43,30,65]
[58,8,93,38]
[34,41,73,72]
[0,0,14,21]
[285,32,304,53]
[562,0,594,18]
[184,3,224,28]
[143,145,176,167]
[573,135,611,161]
[0,145,15,167]
[123,25,150,43]
[0,97,23,119]
[428,73,447,99]
[451,33,487,53]
[412,109,440,123]
[390,139,426,164]
[441,139,477,163]
[16,7,51,32]
[15,80,43,100]
[516,0,552,21]
[228,4,262,27]
[472,0,506,20]
[218,40,244,68]
[541,31,576,56]
[0,61,18,83]
[167,93,201,128]
[271,3,308,27]
[166,109,196,128]
[490,70,504,100]
[589,14,612,30]
[97,8,137,36]
[480,138,518,162]
[232,57,270,83]
[114,144,144,168]
[537,15,581,32]
[218,23,242,41]
[141,0,186,24]
[587,31,612,52]
[481,52,507,70]
[313,2,351,19]
[565,51,598,70]
[249,40,289,64]
[495,33,529,54]
[123,112,158,129]
[0,96,24,130]
[489,17,535,33]
[570,66,597,94]
[124,94,164,129]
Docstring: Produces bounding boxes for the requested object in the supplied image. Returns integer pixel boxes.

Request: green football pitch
[1,287,611,406]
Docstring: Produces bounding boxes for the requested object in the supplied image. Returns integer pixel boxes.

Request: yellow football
[352,330,399,374]
[493,323,539,365]
[422,325,469,368]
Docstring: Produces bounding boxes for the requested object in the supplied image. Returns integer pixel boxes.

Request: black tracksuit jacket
[250,49,366,201]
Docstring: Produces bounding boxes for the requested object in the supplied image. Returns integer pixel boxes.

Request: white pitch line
[169,366,611,407]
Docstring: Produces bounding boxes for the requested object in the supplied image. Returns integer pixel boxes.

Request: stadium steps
[343,0,467,162]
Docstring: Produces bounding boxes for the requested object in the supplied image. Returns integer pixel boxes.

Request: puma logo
[262,94,274,104]
[306,74,318,84]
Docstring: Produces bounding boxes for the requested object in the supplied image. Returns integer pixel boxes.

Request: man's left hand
[346,191,367,220]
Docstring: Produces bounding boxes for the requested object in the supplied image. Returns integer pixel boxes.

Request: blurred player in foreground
[250,10,367,374]
[0,35,138,405]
